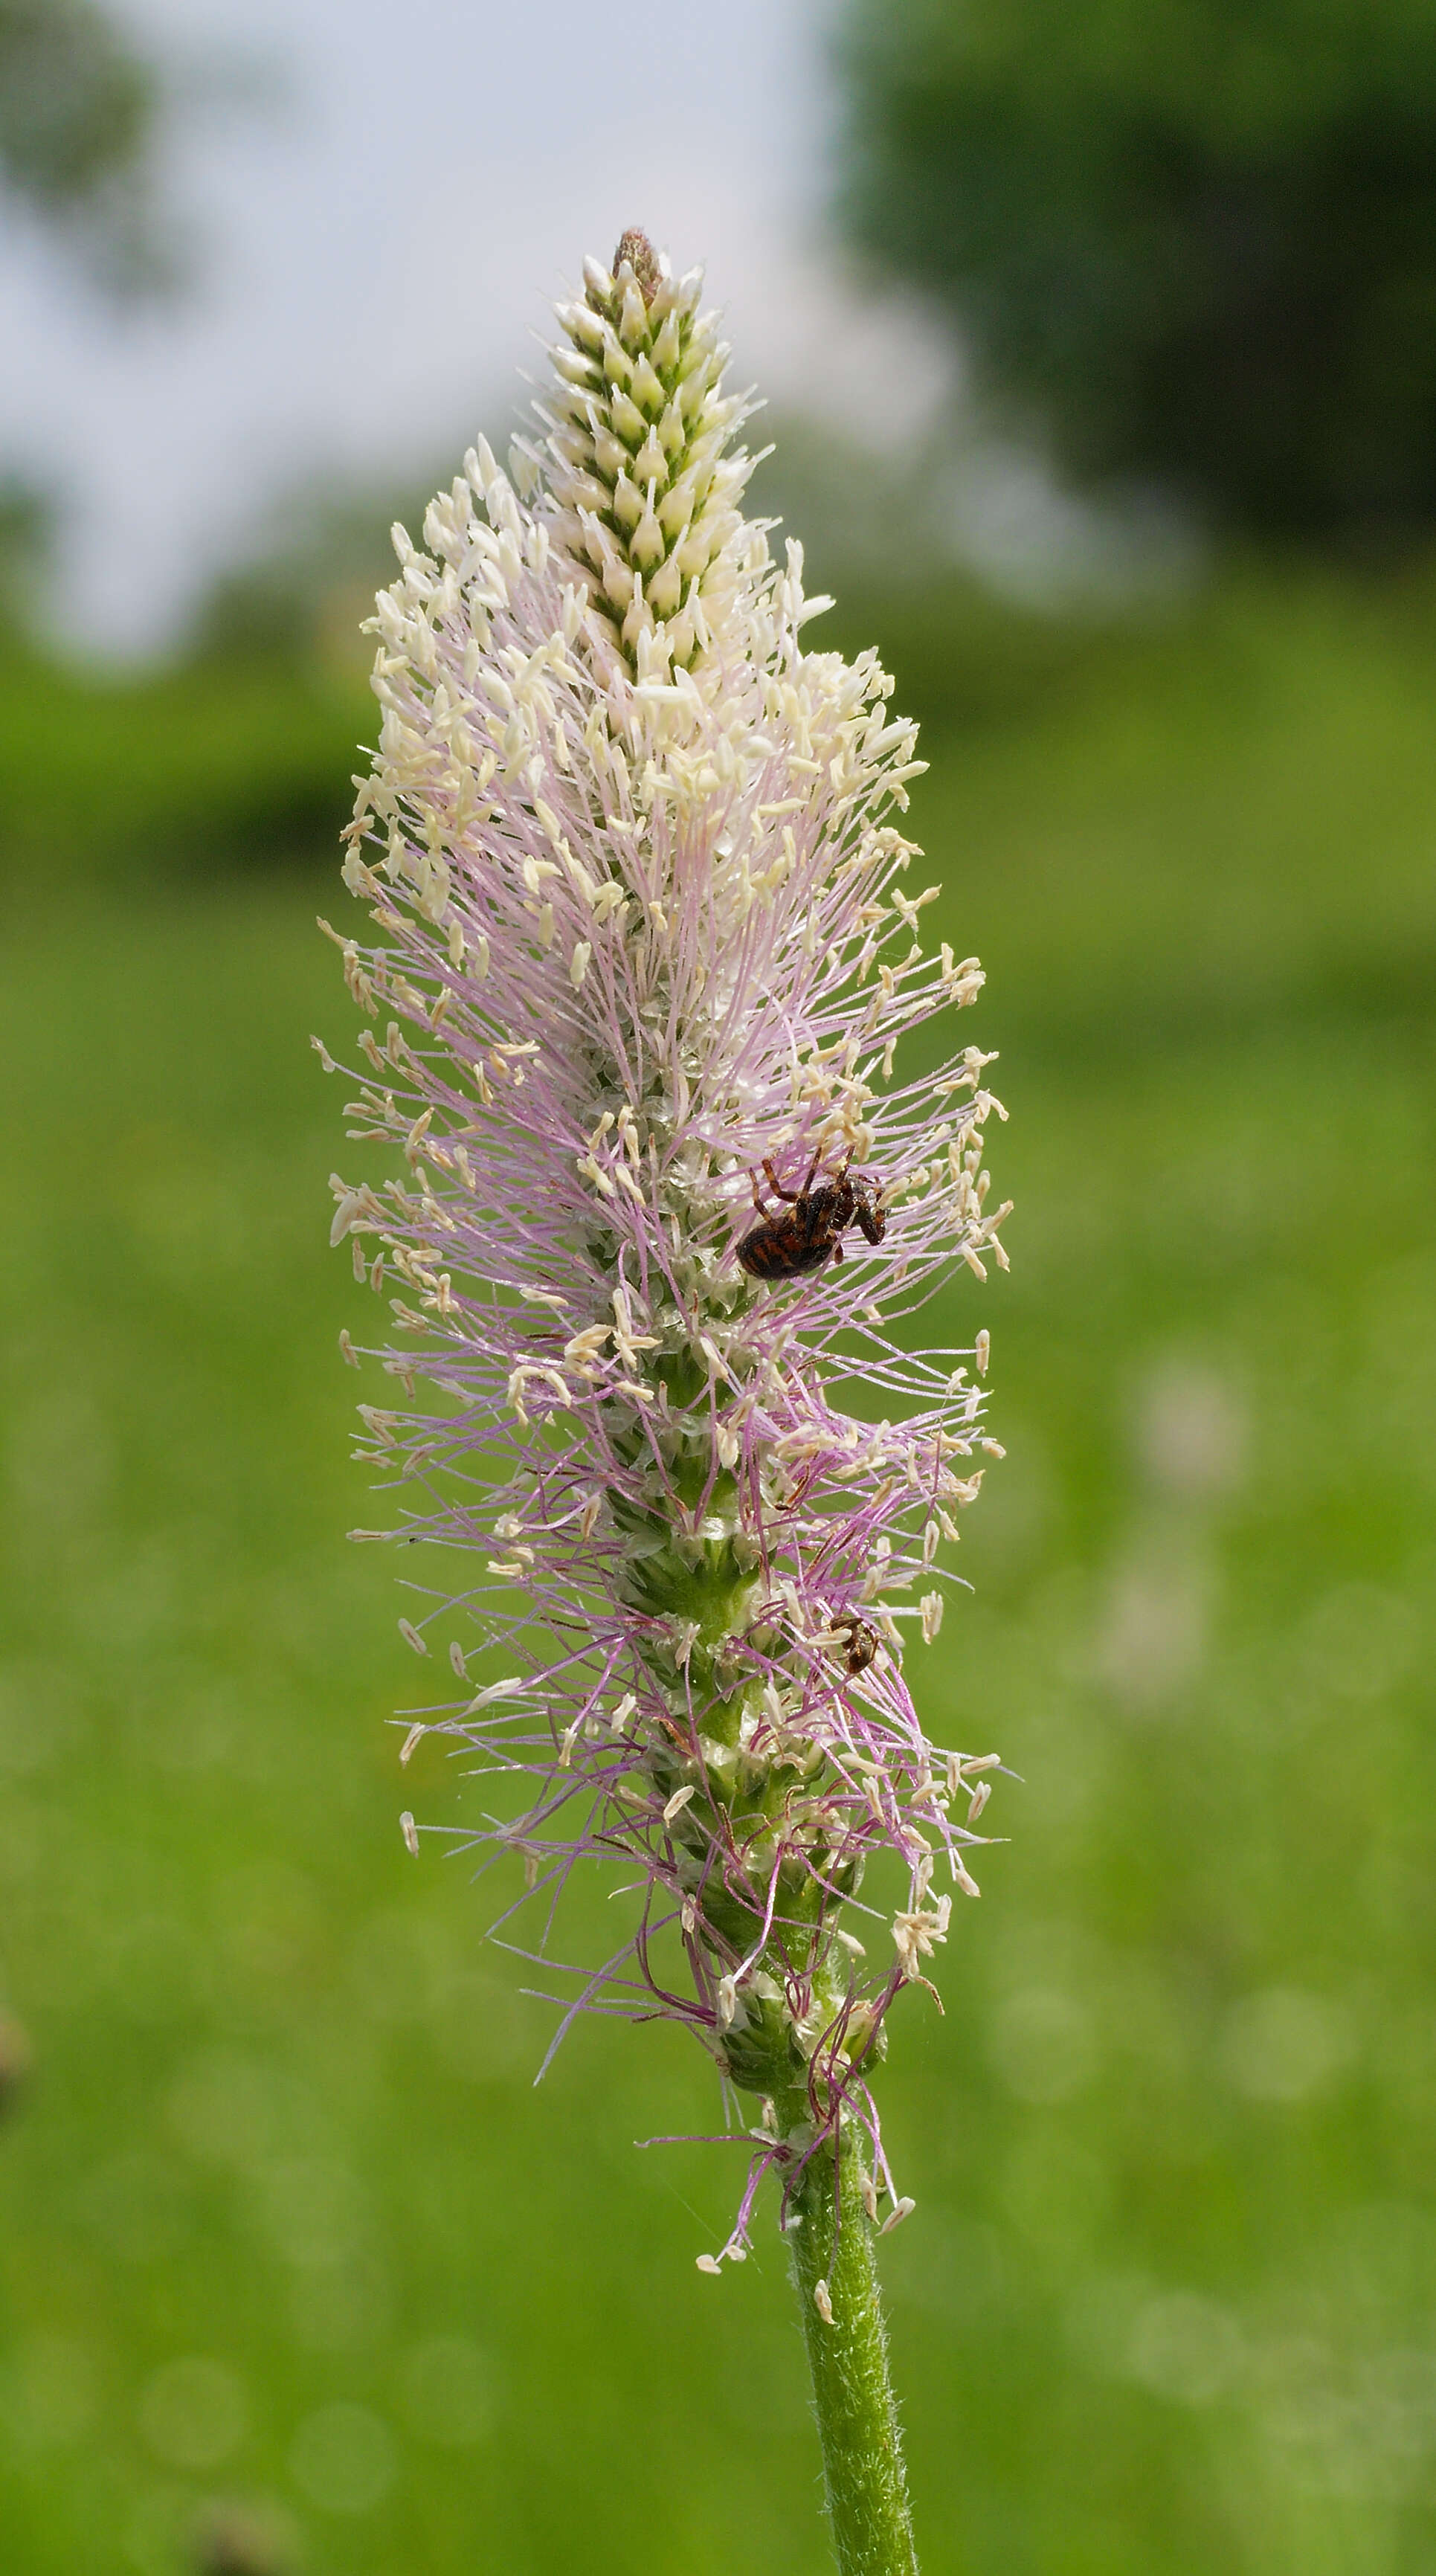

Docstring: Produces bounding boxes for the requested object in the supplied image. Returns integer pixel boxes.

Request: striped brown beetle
[737,1153,886,1282]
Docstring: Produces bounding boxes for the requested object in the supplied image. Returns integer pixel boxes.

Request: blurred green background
[3,5,1436,2575]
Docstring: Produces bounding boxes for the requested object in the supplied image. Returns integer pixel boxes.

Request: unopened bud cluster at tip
[524,228,760,675]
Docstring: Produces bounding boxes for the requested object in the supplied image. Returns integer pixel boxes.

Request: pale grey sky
[1,0,952,656]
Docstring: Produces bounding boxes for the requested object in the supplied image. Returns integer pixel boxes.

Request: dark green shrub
[837,0,1436,534]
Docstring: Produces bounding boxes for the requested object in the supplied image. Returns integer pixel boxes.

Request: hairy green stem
[789,2129,921,2576]
[620,1362,918,2570]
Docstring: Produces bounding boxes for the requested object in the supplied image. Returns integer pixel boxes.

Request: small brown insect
[833,1613,880,1676]
[613,228,661,306]
[737,1153,887,1282]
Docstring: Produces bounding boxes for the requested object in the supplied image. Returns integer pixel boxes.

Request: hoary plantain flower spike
[321,231,1011,2261]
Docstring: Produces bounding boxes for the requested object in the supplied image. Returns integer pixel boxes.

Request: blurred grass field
[1,561,1435,2575]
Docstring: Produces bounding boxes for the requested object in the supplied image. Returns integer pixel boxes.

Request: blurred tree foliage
[0,0,170,292]
[837,0,1436,535]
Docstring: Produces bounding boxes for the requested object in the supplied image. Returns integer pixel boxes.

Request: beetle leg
[831,1240,844,1263]
[748,1168,767,1215]
[762,1156,802,1205]
[854,1183,888,1246]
